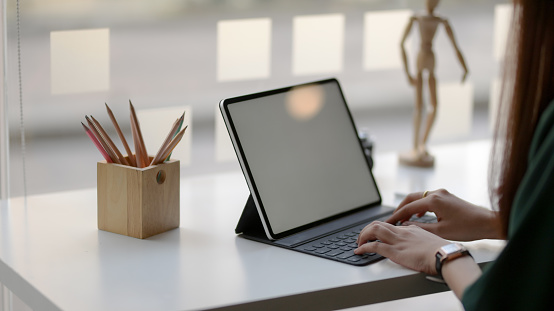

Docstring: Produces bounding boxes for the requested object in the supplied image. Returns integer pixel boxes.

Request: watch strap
[435,244,472,277]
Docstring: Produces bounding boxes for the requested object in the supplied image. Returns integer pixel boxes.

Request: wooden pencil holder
[97,158,180,239]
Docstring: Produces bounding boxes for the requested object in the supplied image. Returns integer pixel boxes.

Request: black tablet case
[235,194,271,241]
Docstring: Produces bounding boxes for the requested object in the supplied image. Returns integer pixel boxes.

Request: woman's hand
[355,221,483,298]
[386,189,503,241]
[355,221,448,275]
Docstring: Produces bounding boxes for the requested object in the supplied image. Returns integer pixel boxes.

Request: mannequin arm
[442,19,469,82]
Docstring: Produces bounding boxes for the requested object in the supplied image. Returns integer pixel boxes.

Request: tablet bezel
[219,78,383,240]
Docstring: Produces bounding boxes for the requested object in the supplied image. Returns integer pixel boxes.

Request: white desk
[0,141,504,311]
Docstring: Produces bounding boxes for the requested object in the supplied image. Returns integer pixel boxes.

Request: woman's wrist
[440,253,482,299]
[484,210,505,239]
[435,243,472,276]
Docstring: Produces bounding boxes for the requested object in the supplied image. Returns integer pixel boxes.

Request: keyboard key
[337,252,355,259]
[321,241,332,245]
[326,250,344,257]
[340,246,354,251]
[345,238,357,243]
[337,235,349,240]
[304,246,316,251]
[312,243,325,248]
[348,256,361,262]
[336,242,347,246]
[329,238,340,243]
[328,245,339,249]
[315,248,331,254]
[345,233,357,237]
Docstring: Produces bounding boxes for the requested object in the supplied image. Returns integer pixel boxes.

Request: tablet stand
[235,194,271,241]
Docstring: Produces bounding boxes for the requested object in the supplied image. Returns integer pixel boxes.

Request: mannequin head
[426,0,440,13]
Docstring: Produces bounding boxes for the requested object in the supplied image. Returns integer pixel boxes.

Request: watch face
[442,243,463,254]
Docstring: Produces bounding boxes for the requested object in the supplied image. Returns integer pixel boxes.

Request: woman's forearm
[441,255,482,299]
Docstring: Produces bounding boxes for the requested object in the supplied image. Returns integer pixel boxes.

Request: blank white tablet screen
[228,81,380,235]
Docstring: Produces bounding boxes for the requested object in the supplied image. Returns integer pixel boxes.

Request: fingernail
[354,248,360,254]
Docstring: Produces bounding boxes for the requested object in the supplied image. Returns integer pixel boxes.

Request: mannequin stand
[399,149,435,168]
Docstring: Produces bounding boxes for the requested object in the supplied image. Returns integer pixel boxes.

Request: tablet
[219,78,381,240]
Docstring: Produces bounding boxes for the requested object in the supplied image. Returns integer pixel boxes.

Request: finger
[356,221,391,244]
[358,221,397,246]
[395,192,425,212]
[356,223,371,244]
[400,221,438,234]
[386,198,436,225]
[354,240,391,257]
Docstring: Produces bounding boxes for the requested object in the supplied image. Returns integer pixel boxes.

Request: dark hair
[490,0,554,237]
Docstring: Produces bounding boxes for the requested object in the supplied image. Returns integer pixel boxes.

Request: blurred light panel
[364,10,413,71]
[433,82,474,140]
[493,4,512,62]
[137,106,192,167]
[217,18,271,82]
[292,14,344,76]
[215,107,236,163]
[51,28,110,94]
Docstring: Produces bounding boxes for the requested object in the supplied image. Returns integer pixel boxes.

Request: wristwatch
[435,243,472,277]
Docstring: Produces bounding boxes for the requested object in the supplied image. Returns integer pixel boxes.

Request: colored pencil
[90,115,130,166]
[105,103,137,167]
[82,122,113,163]
[165,113,184,161]
[86,116,120,164]
[130,113,145,168]
[84,100,187,168]
[149,118,179,166]
[153,126,188,166]
[150,113,184,166]
[129,100,149,168]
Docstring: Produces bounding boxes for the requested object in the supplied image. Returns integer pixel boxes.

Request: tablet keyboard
[295,213,437,265]
[297,224,379,265]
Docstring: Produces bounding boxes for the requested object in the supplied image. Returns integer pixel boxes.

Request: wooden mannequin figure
[399,0,468,167]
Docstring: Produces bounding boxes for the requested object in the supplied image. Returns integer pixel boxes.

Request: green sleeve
[461,102,554,311]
